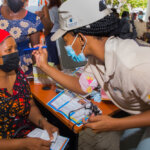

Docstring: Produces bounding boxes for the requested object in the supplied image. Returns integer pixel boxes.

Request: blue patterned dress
[0,9,43,74]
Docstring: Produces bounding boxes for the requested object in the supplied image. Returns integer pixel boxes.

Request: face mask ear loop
[71,34,79,47]
[81,35,87,53]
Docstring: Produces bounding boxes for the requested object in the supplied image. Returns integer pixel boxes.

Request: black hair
[72,13,120,39]
[122,11,129,18]
[48,0,61,9]
[111,8,117,13]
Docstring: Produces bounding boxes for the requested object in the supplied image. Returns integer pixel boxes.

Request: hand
[23,137,51,150]
[32,44,48,69]
[42,120,59,141]
[35,11,44,19]
[83,114,118,133]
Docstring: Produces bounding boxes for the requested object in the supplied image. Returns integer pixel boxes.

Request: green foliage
[106,0,148,10]
[127,0,147,9]
[113,0,119,6]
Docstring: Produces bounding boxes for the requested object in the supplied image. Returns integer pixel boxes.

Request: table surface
[30,81,120,133]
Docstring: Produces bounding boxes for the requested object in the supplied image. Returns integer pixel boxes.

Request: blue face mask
[64,34,87,62]
[138,15,143,20]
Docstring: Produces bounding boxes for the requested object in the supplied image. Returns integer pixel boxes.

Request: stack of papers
[47,90,102,126]
[33,62,55,85]
[27,128,69,150]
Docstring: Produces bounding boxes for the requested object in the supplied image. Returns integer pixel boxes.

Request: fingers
[82,117,89,124]
[88,115,102,122]
[47,126,59,140]
[32,44,47,57]
[52,127,59,133]
[32,44,43,55]
[47,129,54,140]
[83,115,102,129]
[33,44,42,48]
[84,122,96,129]
[82,113,96,125]
[32,50,39,56]
[42,48,48,57]
[38,45,44,54]
[41,139,51,147]
[54,127,60,135]
[90,113,95,117]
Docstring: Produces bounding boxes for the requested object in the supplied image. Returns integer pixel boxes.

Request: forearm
[0,139,25,150]
[41,64,85,94]
[114,110,150,131]
[28,99,46,128]
[42,6,53,36]
[41,17,53,36]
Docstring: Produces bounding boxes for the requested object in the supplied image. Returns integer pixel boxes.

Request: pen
[24,46,47,51]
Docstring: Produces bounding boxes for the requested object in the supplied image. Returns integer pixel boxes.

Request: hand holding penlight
[24,46,47,51]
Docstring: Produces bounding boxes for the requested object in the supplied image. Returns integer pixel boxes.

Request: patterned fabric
[0,8,43,74]
[0,68,33,139]
[79,72,98,93]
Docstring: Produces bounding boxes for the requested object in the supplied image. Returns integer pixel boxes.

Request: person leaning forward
[32,0,150,149]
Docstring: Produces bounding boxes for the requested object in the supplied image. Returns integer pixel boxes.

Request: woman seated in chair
[0,29,58,150]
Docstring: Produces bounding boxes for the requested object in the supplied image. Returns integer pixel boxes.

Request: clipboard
[47,90,95,127]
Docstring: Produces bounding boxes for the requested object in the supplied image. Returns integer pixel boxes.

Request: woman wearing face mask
[0,29,58,150]
[33,0,150,149]
[0,0,44,75]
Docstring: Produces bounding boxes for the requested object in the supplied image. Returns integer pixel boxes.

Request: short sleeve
[26,11,44,35]
[35,15,44,32]
[49,7,59,25]
[131,64,150,105]
[79,61,98,93]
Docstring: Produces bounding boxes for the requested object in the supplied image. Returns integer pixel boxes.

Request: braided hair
[73,13,120,38]
[71,1,134,39]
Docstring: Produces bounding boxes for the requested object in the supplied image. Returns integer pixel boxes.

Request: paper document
[33,63,54,85]
[27,128,69,150]
[47,90,99,126]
